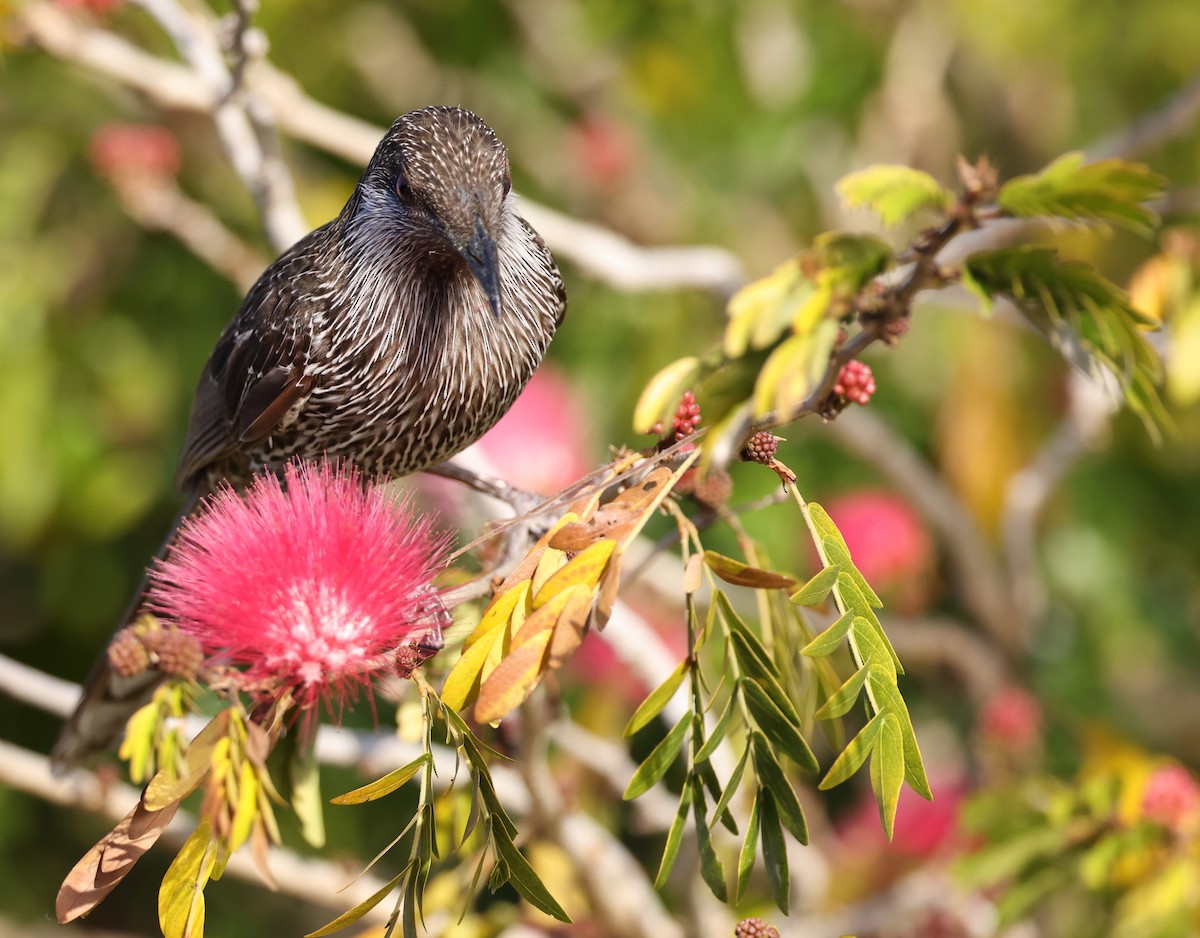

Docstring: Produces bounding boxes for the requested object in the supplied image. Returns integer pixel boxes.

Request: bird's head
[355,106,512,318]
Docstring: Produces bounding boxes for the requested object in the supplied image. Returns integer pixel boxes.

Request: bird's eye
[501,171,512,197]
[395,170,414,203]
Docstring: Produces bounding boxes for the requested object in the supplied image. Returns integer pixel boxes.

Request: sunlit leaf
[625,661,687,738]
[814,661,870,720]
[790,564,841,606]
[145,711,229,811]
[304,869,407,938]
[474,629,553,724]
[290,746,325,849]
[695,694,736,762]
[633,356,701,433]
[752,333,814,418]
[159,822,216,938]
[837,164,953,227]
[709,746,751,831]
[870,713,905,840]
[801,611,853,657]
[820,712,883,790]
[865,670,932,800]
[997,152,1165,235]
[724,259,805,358]
[491,828,572,922]
[331,754,430,805]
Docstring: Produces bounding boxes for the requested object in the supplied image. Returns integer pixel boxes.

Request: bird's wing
[175,277,315,490]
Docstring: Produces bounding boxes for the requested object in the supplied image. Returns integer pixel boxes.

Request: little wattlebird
[53,105,566,768]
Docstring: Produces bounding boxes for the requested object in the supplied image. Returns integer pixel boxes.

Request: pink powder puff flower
[979,686,1043,753]
[1141,764,1200,832]
[145,460,449,712]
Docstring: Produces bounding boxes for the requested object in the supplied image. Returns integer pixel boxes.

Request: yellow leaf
[228,762,259,854]
[159,822,216,938]
[443,624,506,711]
[532,539,616,609]
[547,585,595,670]
[632,356,700,433]
[725,260,802,357]
[512,585,576,650]
[752,334,813,418]
[463,581,529,651]
[530,548,567,601]
[475,629,553,723]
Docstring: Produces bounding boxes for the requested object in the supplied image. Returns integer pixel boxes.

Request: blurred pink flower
[568,114,635,189]
[839,776,968,860]
[474,366,592,494]
[822,490,936,613]
[55,0,124,14]
[979,686,1042,753]
[89,124,181,180]
[146,461,448,711]
[1142,764,1200,831]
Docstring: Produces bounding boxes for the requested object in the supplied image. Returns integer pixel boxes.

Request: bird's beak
[460,217,504,318]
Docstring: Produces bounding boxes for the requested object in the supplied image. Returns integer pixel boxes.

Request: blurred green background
[3,0,1200,935]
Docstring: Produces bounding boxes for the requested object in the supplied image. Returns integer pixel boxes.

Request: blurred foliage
[3,0,1200,935]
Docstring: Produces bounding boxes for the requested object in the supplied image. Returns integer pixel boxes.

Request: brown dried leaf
[593,549,623,631]
[57,799,181,923]
[547,585,595,670]
[704,550,797,590]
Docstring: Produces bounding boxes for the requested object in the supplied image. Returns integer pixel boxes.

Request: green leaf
[758,789,791,914]
[870,713,905,840]
[696,756,739,834]
[820,712,883,790]
[807,503,883,608]
[654,785,693,890]
[331,754,430,805]
[741,679,819,773]
[710,746,752,830]
[159,822,216,938]
[729,631,806,729]
[962,246,1166,436]
[491,829,572,922]
[837,164,953,227]
[846,601,901,677]
[289,746,326,849]
[736,791,761,902]
[305,870,407,938]
[866,670,933,800]
[145,711,228,811]
[752,333,815,419]
[695,694,735,763]
[801,611,853,657]
[691,783,728,902]
[623,714,689,800]
[750,734,809,844]
[997,152,1165,235]
[814,661,871,720]
[625,660,687,737]
[790,564,842,606]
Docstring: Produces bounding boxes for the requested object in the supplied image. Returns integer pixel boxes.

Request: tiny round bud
[833,360,876,406]
[142,628,204,680]
[107,626,151,678]
[734,918,780,938]
[742,431,780,465]
[672,390,702,441]
[692,469,732,507]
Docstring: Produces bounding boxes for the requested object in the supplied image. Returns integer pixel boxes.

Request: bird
[53,105,567,767]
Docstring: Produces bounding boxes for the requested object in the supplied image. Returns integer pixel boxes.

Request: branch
[131,0,307,251]
[517,693,685,938]
[15,1,743,294]
[0,738,395,924]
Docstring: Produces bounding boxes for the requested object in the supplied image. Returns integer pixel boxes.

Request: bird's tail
[51,494,198,773]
